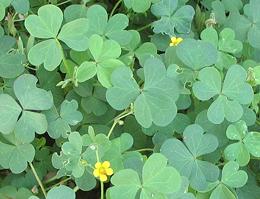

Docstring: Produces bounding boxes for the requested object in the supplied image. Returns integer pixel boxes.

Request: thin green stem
[107,110,133,138]
[56,39,72,77]
[100,181,104,199]
[46,177,71,191]
[110,0,123,18]
[73,186,80,192]
[107,120,118,138]
[29,162,47,198]
[137,23,153,32]
[135,148,154,152]
[57,0,71,6]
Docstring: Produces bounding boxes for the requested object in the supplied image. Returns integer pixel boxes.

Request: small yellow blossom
[93,161,113,182]
[170,37,183,46]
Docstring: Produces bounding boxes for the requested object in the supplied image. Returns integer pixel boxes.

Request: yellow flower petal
[100,174,107,182]
[102,161,110,168]
[105,168,113,176]
[95,162,102,169]
[170,36,183,46]
[93,169,100,177]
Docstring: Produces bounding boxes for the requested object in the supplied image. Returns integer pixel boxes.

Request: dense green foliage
[0,0,259,198]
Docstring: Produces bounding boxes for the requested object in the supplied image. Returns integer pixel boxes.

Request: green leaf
[109,153,181,199]
[161,124,219,191]
[107,57,179,128]
[28,39,62,71]
[52,132,86,178]
[60,100,83,126]
[192,67,221,100]
[76,34,124,87]
[0,36,24,78]
[124,0,151,13]
[14,111,48,143]
[221,161,248,188]
[89,34,121,62]
[110,169,141,199]
[0,3,5,20]
[47,185,75,199]
[25,4,63,38]
[0,141,35,173]
[176,39,218,70]
[58,18,89,51]
[11,0,30,14]
[106,67,140,110]
[224,120,260,166]
[142,153,181,194]
[193,65,253,124]
[243,132,260,157]
[151,0,195,35]
[14,74,53,110]
[0,94,22,134]
[218,28,243,54]
[210,184,236,199]
[76,61,97,82]
[87,5,107,35]
[0,186,33,199]
[87,5,131,45]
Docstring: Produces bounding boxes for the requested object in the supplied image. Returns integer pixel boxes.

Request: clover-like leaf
[109,153,181,199]
[0,36,24,78]
[45,100,82,139]
[25,4,63,38]
[60,100,83,126]
[193,65,254,124]
[222,161,248,188]
[76,34,124,88]
[47,185,75,199]
[0,74,53,140]
[123,0,151,13]
[201,27,242,69]
[52,132,86,178]
[57,18,89,51]
[0,94,22,134]
[224,120,260,166]
[107,57,179,128]
[28,39,63,71]
[14,74,53,110]
[87,5,131,45]
[176,39,218,70]
[0,141,35,173]
[161,124,219,191]
[25,4,89,70]
[151,0,195,36]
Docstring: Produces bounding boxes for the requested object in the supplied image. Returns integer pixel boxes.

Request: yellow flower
[93,161,113,182]
[170,37,183,46]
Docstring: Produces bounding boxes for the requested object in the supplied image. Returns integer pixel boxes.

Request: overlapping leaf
[210,161,248,199]
[201,27,243,69]
[76,34,124,88]
[0,36,24,78]
[151,0,195,36]
[193,65,254,124]
[0,74,53,143]
[86,5,131,45]
[123,0,151,13]
[45,99,83,139]
[176,38,218,70]
[109,153,181,199]
[0,138,35,173]
[161,124,219,191]
[25,4,89,70]
[224,120,260,166]
[106,57,179,128]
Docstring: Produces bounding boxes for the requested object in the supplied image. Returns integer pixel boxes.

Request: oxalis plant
[0,0,260,198]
